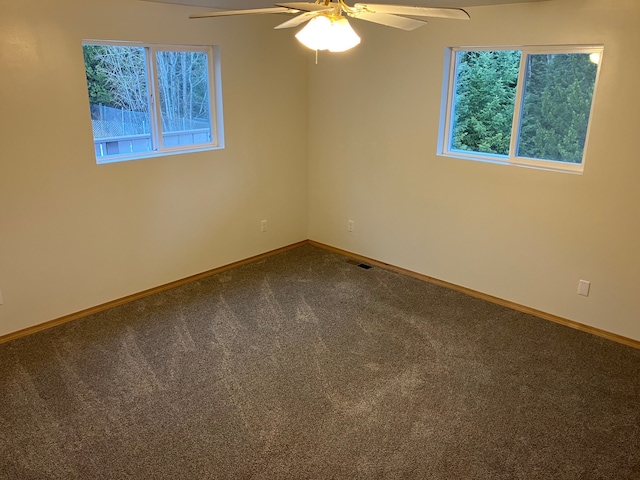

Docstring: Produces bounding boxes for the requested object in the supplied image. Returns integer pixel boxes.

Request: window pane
[517,53,598,163]
[450,50,521,156]
[156,51,212,148]
[83,45,152,159]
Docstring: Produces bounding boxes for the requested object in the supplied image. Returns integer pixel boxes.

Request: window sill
[96,145,224,165]
[438,152,584,175]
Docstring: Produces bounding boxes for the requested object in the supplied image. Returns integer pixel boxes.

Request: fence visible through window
[90,104,211,158]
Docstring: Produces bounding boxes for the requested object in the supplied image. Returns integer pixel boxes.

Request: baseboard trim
[3,239,639,350]
[308,240,640,350]
[0,241,307,345]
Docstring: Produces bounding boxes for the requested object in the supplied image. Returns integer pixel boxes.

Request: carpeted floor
[1,244,639,479]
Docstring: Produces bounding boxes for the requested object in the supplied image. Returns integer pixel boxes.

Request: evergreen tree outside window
[441,46,602,173]
[450,50,521,156]
[82,41,223,164]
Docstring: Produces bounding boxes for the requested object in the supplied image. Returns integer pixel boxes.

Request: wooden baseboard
[308,240,640,350]
[0,241,307,345]
[3,238,639,350]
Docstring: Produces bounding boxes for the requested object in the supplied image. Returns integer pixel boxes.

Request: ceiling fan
[189,0,470,52]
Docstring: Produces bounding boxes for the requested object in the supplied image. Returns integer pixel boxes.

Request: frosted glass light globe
[295,15,360,53]
[295,16,333,51]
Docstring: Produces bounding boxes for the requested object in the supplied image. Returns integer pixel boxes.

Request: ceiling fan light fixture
[295,15,360,52]
[191,2,470,53]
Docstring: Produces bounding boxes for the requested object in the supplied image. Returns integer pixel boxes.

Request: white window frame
[83,40,224,164]
[438,45,603,174]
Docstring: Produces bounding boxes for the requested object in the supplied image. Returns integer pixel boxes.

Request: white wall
[0,0,308,336]
[308,0,640,340]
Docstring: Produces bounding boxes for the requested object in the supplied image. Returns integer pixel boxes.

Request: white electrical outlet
[261,220,267,232]
[348,220,354,232]
[577,280,591,297]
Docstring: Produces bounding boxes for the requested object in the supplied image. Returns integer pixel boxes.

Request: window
[82,41,223,163]
[440,46,602,173]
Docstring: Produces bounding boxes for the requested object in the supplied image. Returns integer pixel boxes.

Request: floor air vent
[347,259,372,269]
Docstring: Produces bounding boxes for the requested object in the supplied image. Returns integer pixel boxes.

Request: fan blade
[354,4,470,20]
[190,7,298,19]
[274,11,320,29]
[349,11,426,30]
[275,2,335,13]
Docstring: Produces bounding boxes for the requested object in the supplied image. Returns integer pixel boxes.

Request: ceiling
[141,0,548,11]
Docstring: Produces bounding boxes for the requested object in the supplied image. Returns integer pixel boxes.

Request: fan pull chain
[315,49,318,65]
